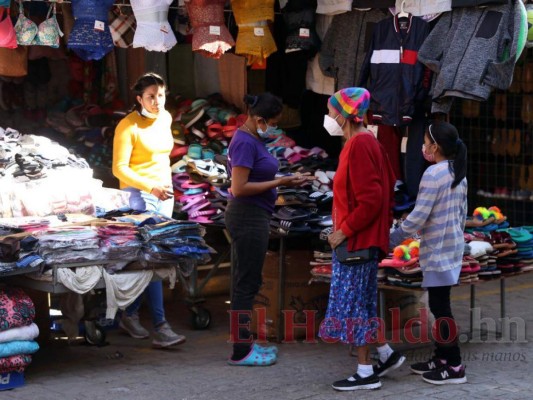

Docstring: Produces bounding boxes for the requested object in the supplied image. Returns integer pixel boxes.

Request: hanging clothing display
[320,9,388,91]
[0,6,18,49]
[316,0,352,15]
[131,0,177,52]
[305,15,335,96]
[358,14,430,126]
[185,0,235,59]
[418,1,527,114]
[109,6,137,48]
[15,2,63,48]
[231,0,276,66]
[67,0,115,61]
[282,0,320,56]
[394,0,451,16]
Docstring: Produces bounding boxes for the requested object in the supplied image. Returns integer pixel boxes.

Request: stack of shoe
[379,241,422,288]
[464,235,499,279]
[460,256,481,284]
[308,228,333,284]
[465,206,509,234]
[309,250,332,282]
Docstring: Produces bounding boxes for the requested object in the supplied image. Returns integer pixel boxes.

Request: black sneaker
[422,365,467,385]
[331,373,382,391]
[373,351,406,377]
[410,357,445,375]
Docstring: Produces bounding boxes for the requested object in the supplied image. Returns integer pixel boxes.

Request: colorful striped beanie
[328,87,370,122]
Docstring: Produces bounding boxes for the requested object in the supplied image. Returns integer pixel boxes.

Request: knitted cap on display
[328,87,370,122]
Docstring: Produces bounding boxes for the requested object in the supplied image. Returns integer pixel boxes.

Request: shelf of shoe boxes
[451,47,533,225]
[249,239,426,342]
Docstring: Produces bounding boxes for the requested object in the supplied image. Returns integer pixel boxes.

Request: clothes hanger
[397,0,408,18]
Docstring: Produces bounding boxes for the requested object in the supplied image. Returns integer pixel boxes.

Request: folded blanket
[0,323,39,344]
[0,340,39,358]
[0,354,32,373]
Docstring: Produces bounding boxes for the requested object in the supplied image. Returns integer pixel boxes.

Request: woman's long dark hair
[427,121,467,188]
[131,72,166,113]
[243,92,283,120]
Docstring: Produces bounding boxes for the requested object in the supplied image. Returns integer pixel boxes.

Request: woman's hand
[151,185,174,201]
[278,172,315,187]
[328,229,347,249]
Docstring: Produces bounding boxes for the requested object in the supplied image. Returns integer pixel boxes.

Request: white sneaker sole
[332,382,382,391]
[422,376,467,385]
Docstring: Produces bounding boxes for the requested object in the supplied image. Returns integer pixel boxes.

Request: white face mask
[323,114,345,137]
[140,107,159,119]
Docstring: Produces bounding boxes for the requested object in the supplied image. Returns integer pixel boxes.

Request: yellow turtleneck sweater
[112,110,173,193]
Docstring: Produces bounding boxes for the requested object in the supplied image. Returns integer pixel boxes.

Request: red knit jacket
[333,132,395,258]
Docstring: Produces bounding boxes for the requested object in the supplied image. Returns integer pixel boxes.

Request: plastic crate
[0,372,25,391]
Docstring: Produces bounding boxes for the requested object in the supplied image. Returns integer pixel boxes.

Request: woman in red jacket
[319,87,404,391]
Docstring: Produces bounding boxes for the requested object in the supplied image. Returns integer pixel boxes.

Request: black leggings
[428,286,462,366]
[225,201,271,360]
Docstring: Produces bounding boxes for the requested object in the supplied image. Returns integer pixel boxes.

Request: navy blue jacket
[358,14,430,126]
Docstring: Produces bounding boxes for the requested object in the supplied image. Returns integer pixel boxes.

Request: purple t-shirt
[227,129,279,213]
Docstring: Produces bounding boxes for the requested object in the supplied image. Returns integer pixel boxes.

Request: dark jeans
[224,201,271,358]
[428,286,462,366]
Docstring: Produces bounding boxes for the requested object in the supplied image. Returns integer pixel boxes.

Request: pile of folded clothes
[37,226,103,264]
[0,287,39,379]
[0,227,44,276]
[137,217,212,265]
[97,223,142,262]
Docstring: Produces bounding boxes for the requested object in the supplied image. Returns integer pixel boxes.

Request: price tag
[94,20,105,32]
[299,28,310,38]
[160,24,169,34]
[401,136,408,153]
[254,27,265,37]
[209,26,221,35]
[367,124,378,138]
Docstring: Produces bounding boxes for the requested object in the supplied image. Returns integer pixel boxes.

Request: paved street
[5,272,533,400]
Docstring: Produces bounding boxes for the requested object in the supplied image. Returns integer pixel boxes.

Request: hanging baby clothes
[0,7,18,49]
[15,1,63,48]
[130,0,177,52]
[185,0,234,59]
[67,0,115,61]
[231,0,277,66]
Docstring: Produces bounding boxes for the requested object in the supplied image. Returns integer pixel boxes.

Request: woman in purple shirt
[225,93,311,366]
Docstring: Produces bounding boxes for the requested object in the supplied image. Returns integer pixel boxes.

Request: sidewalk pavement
[6,272,533,400]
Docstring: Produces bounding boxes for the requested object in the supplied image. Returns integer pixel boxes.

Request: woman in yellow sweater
[112,72,185,349]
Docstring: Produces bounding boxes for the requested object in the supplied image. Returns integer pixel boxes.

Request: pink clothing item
[185,0,235,59]
[0,7,18,49]
[0,287,35,332]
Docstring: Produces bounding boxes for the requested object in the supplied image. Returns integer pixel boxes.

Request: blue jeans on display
[123,187,174,327]
[224,201,271,358]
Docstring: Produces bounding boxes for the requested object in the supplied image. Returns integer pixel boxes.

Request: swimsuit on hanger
[231,0,277,65]
[67,0,115,61]
[0,7,18,49]
[14,1,63,48]
[130,0,177,52]
[185,0,235,59]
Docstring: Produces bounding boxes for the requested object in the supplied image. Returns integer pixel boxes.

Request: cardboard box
[0,372,25,391]
[251,250,330,341]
